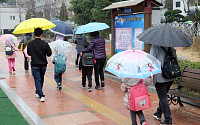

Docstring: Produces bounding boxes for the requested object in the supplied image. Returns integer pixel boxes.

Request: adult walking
[81,31,106,89]
[27,28,52,102]
[18,33,33,70]
[74,34,87,66]
[150,45,177,125]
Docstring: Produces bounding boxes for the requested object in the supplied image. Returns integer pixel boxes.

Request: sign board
[124,8,132,14]
[115,14,144,53]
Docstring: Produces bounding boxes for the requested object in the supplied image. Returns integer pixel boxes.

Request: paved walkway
[0,43,200,125]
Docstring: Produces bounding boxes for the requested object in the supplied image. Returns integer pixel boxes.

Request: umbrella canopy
[105,49,161,79]
[50,20,74,36]
[12,18,56,34]
[0,34,17,44]
[49,40,77,63]
[185,21,193,25]
[75,22,109,34]
[137,24,192,47]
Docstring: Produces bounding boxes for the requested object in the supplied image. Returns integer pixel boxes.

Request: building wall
[0,7,26,34]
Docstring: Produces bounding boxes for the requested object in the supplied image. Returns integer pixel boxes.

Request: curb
[0,80,45,125]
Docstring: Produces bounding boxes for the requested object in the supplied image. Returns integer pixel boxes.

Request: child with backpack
[52,53,67,90]
[5,41,20,73]
[121,78,151,125]
[79,42,93,92]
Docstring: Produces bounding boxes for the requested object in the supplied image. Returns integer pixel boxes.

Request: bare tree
[182,0,196,13]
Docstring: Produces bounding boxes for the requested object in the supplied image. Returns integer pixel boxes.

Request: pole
[111,9,117,56]
[144,0,152,53]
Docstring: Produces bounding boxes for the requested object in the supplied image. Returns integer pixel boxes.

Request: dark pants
[54,73,62,85]
[23,53,29,70]
[130,110,145,125]
[31,66,47,98]
[82,66,93,87]
[75,54,80,65]
[94,58,106,86]
[155,81,173,120]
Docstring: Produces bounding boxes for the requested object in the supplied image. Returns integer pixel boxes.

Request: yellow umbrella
[12,18,56,34]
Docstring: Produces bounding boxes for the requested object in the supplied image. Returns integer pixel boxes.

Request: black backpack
[82,53,94,66]
[161,47,181,78]
[5,43,14,55]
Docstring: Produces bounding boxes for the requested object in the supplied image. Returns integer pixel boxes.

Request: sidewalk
[0,49,200,125]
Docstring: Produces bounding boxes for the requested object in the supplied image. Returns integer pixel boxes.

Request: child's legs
[54,73,59,84]
[130,110,137,125]
[58,73,62,84]
[11,58,15,68]
[136,110,146,124]
[86,67,93,88]
[8,59,12,71]
[130,110,146,125]
[82,67,87,86]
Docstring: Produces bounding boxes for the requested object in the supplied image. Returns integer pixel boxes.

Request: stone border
[0,80,45,125]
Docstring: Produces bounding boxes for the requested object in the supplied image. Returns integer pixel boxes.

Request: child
[52,52,67,90]
[121,78,151,125]
[5,41,20,73]
[79,42,93,92]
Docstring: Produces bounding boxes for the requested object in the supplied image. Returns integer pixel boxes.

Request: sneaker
[101,82,105,88]
[153,112,162,121]
[87,87,92,92]
[57,83,62,90]
[95,85,101,90]
[81,85,86,89]
[40,97,45,102]
[36,94,40,98]
[12,67,15,71]
[160,119,172,125]
[141,121,148,125]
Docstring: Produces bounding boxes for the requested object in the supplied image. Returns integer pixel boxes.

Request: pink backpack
[129,80,151,111]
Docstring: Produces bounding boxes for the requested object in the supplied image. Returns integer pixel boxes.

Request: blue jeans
[31,66,47,98]
[54,73,62,85]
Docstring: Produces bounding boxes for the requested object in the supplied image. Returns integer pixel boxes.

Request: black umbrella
[137,24,192,47]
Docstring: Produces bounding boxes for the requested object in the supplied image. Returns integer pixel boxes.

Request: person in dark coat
[150,45,177,125]
[74,34,87,66]
[27,28,52,102]
[81,31,107,90]
[18,33,33,70]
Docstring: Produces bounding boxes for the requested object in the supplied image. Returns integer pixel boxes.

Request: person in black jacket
[27,28,52,102]
[79,42,93,92]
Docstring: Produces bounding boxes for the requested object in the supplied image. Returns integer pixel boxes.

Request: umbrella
[75,22,109,34]
[137,24,192,47]
[50,20,74,36]
[12,18,56,34]
[105,49,161,79]
[0,34,17,44]
[49,40,77,63]
[185,21,193,25]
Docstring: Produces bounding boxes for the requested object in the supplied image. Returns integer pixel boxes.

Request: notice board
[115,14,144,53]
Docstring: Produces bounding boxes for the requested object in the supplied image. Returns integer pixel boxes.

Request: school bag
[18,37,24,51]
[129,80,151,111]
[161,47,181,78]
[82,53,94,66]
[5,41,14,55]
[54,54,66,73]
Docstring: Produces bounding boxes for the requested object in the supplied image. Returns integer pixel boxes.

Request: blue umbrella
[50,20,74,36]
[75,22,109,34]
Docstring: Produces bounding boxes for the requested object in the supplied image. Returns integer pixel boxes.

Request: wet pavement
[0,42,200,125]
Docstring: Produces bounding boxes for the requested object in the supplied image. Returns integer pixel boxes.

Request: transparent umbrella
[49,40,77,63]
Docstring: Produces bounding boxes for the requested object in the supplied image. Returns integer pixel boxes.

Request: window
[176,1,180,7]
[9,16,15,20]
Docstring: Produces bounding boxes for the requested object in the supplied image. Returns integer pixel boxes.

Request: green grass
[0,88,29,125]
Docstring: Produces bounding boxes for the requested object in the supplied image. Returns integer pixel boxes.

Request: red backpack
[129,80,151,111]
